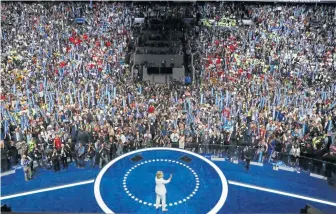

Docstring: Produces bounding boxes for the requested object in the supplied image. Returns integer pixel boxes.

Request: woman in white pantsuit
[155,171,172,212]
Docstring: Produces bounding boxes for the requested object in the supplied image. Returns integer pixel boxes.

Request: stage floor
[1,148,336,213]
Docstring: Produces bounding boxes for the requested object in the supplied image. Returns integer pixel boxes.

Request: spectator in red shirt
[54,135,62,151]
[148,105,155,113]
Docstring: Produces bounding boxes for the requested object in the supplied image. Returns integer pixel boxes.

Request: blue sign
[75,18,86,24]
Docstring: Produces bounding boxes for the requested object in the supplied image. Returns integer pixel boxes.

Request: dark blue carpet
[1,162,99,196]
[1,150,336,214]
[2,183,101,213]
[215,161,336,202]
[3,183,335,214]
[226,185,336,214]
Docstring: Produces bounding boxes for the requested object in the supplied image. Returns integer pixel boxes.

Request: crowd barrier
[154,143,336,180]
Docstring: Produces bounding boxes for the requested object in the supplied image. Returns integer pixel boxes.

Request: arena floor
[1,148,336,214]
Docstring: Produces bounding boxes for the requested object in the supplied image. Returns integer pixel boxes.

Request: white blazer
[155,177,171,195]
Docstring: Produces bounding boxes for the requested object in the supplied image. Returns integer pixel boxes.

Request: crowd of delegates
[0,2,336,181]
[192,3,336,171]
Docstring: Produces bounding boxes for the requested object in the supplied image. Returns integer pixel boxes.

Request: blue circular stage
[94,148,228,214]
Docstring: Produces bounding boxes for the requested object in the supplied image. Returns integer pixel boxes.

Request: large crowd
[0,2,335,181]
[192,3,336,167]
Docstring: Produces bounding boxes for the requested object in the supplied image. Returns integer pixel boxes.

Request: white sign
[134,18,145,24]
[242,20,254,26]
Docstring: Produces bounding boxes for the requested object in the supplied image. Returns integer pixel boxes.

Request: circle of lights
[123,159,200,207]
[94,147,228,214]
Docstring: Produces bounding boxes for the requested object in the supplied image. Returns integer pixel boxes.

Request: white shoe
[155,205,160,209]
[162,209,168,212]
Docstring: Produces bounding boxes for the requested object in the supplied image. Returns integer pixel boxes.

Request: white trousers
[156,194,166,210]
[179,141,185,149]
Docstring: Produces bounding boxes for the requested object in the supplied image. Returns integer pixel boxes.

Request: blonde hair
[156,171,163,179]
